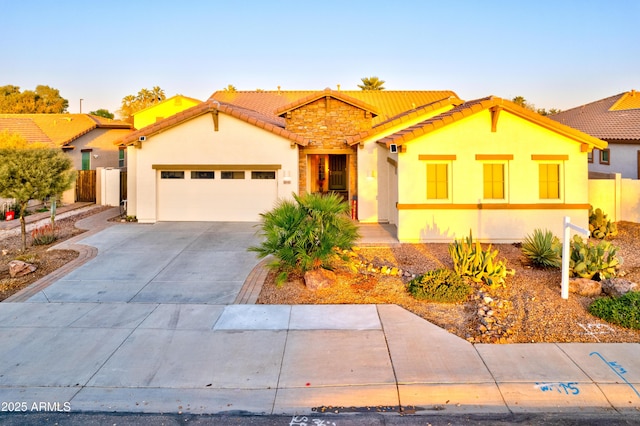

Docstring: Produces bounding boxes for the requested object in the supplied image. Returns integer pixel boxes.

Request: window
[251,171,276,179]
[587,151,593,163]
[191,171,214,179]
[426,164,448,199]
[81,150,91,171]
[118,148,125,168]
[221,171,245,179]
[483,164,504,199]
[539,164,560,199]
[161,171,185,179]
[600,149,610,165]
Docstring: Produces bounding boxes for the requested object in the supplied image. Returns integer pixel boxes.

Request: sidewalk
[0,216,638,418]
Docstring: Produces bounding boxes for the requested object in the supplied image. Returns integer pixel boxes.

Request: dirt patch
[258,222,640,344]
[0,207,111,301]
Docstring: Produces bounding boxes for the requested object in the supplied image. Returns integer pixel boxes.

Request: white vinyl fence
[589,173,640,223]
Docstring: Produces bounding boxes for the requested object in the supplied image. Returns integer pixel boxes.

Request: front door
[328,154,347,191]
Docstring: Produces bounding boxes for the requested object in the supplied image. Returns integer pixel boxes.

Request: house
[549,90,640,179]
[119,89,606,242]
[0,113,132,170]
[132,95,202,130]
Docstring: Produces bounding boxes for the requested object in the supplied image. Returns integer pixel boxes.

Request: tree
[0,133,75,250]
[512,96,560,116]
[358,76,385,91]
[117,86,167,122]
[89,109,115,119]
[223,84,237,92]
[0,85,69,113]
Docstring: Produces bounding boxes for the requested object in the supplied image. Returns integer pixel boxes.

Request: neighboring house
[0,114,132,170]
[119,89,606,242]
[549,90,640,179]
[132,95,202,130]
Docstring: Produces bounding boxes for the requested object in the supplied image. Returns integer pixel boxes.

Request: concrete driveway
[29,221,262,304]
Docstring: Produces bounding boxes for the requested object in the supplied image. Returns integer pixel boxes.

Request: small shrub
[249,192,360,285]
[407,268,471,303]
[589,291,640,329]
[31,224,57,246]
[589,206,618,239]
[448,230,514,288]
[521,229,562,268]
[569,235,620,281]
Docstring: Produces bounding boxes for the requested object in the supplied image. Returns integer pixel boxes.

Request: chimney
[631,89,636,97]
[277,85,281,95]
[337,84,341,92]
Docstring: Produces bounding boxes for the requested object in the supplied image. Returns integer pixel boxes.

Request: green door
[81,151,90,171]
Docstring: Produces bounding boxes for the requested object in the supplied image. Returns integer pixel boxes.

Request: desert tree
[0,133,75,250]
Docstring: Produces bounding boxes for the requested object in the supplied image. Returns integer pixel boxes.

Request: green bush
[249,192,360,285]
[407,268,471,303]
[589,291,640,329]
[448,230,514,288]
[521,229,562,268]
[589,206,618,239]
[569,235,620,281]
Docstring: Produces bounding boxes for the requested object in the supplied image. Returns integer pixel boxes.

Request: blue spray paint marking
[535,382,580,395]
[590,351,640,398]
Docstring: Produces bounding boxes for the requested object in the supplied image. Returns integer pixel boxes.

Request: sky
[1,0,638,116]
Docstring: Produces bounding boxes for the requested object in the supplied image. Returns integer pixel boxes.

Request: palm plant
[358,76,385,91]
[249,192,360,285]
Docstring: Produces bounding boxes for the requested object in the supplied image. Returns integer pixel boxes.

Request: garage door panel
[157,170,277,221]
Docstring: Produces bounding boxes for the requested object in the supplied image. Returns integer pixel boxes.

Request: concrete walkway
[0,215,639,418]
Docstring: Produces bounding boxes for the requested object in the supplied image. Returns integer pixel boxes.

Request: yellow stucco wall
[394,109,591,242]
[358,105,455,223]
[133,96,201,130]
[130,113,299,223]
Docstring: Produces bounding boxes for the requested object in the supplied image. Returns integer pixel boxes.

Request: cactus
[589,206,618,239]
[569,234,621,280]
[448,230,515,288]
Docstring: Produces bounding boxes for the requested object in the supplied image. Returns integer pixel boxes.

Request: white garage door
[157,169,278,221]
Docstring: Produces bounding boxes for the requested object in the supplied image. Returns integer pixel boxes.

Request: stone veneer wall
[285,97,372,195]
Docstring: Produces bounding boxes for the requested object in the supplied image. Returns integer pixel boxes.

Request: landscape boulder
[568,278,602,297]
[304,268,336,290]
[600,278,638,297]
[8,260,37,278]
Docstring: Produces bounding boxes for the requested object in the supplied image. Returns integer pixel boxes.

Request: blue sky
[2,0,638,116]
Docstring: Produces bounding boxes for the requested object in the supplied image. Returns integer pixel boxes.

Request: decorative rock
[600,278,639,297]
[568,278,602,297]
[8,260,37,278]
[483,296,493,304]
[304,268,337,291]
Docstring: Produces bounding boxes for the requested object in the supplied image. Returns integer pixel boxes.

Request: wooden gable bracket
[490,106,502,132]
[580,143,590,153]
[326,96,331,111]
[211,110,219,132]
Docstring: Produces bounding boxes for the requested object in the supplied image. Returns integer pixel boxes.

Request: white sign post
[561,216,590,300]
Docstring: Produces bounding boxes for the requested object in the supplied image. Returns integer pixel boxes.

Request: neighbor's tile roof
[379,96,607,150]
[0,114,131,147]
[549,91,640,140]
[210,90,459,127]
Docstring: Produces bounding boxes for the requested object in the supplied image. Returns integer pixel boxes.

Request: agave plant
[521,229,562,268]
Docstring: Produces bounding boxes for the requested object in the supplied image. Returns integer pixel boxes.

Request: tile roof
[549,91,640,140]
[119,100,307,146]
[378,96,607,150]
[210,90,459,127]
[346,96,463,145]
[0,114,131,147]
[274,88,379,117]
